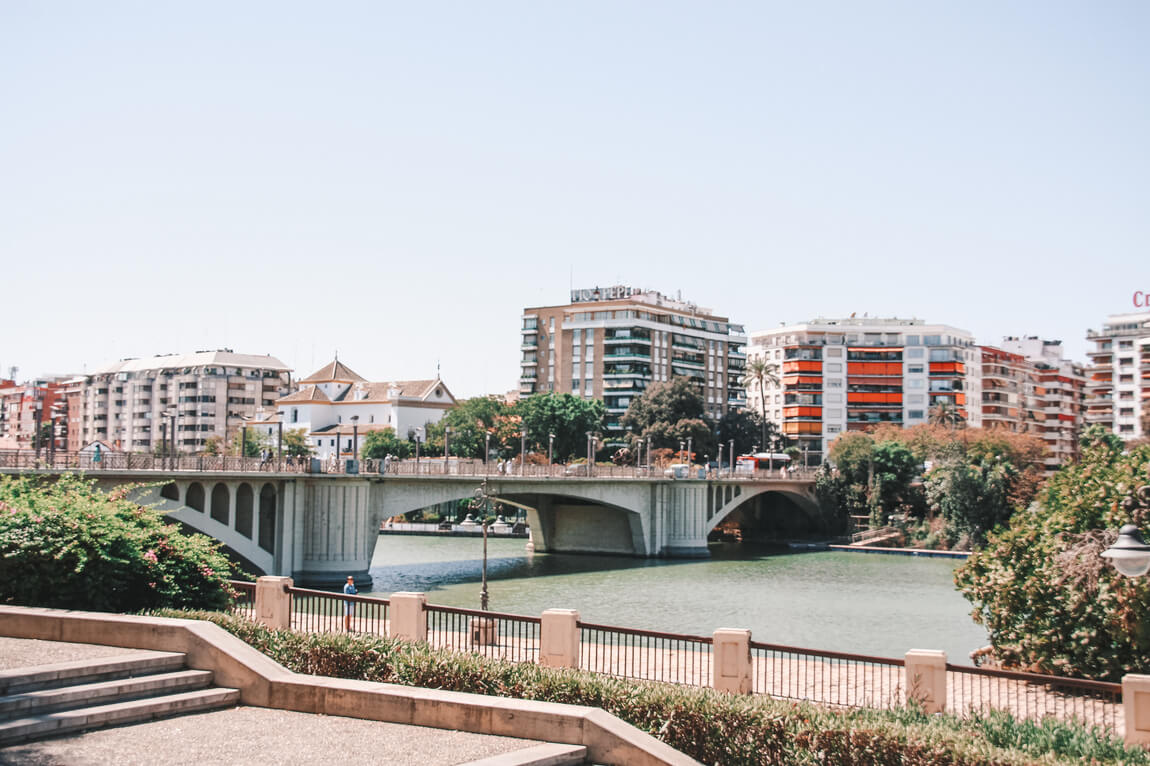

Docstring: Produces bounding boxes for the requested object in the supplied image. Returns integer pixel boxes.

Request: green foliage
[824,435,924,527]
[156,609,1148,766]
[424,396,511,459]
[515,393,605,461]
[926,451,1014,548]
[714,407,775,457]
[361,428,412,460]
[956,442,1150,680]
[0,475,236,613]
[281,428,313,458]
[621,377,718,458]
[1079,423,1124,454]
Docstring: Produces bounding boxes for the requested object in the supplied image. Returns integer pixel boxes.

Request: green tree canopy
[361,428,412,460]
[515,393,606,461]
[281,427,313,458]
[956,441,1150,680]
[621,377,713,456]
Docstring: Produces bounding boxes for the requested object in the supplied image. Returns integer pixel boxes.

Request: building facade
[1000,336,1086,473]
[0,378,67,452]
[747,317,981,463]
[80,350,293,452]
[520,286,747,444]
[276,359,456,460]
[1085,310,1150,441]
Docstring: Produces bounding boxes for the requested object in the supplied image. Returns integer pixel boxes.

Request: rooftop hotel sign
[1136,291,1149,309]
[571,285,643,303]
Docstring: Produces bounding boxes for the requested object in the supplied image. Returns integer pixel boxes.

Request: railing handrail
[946,662,1123,693]
[286,584,390,607]
[750,640,905,666]
[577,620,714,645]
[425,602,542,623]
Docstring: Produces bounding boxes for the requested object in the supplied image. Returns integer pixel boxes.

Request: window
[826,393,843,403]
[292,408,298,423]
[905,335,920,346]
[826,379,842,388]
[826,347,842,357]
[826,363,843,373]
[907,365,924,374]
[827,408,842,418]
[908,394,924,404]
[826,424,841,434]
[908,410,924,419]
[924,335,941,345]
[906,348,924,359]
[908,379,924,388]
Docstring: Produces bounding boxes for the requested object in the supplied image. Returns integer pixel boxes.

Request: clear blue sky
[2,2,1146,397]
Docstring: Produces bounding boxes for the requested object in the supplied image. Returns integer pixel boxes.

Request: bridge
[1,453,821,587]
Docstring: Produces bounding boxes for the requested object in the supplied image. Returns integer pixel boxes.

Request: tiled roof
[299,360,366,384]
[278,385,331,403]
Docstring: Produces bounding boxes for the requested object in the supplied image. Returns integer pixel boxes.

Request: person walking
[343,575,357,631]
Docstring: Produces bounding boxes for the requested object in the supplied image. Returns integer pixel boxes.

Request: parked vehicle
[735,453,791,475]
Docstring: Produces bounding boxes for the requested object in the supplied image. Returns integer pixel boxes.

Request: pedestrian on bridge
[343,575,357,631]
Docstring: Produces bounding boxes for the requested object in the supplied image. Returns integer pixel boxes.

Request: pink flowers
[143,550,158,563]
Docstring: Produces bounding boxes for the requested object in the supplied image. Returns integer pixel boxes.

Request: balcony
[520,371,538,381]
[604,334,651,345]
[603,352,652,361]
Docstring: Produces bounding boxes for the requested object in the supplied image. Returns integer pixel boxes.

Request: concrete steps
[0,651,239,745]
[460,742,589,765]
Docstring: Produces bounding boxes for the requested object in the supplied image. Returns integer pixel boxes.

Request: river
[367,536,989,663]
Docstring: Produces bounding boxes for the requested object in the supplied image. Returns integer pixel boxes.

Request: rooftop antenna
[437,359,441,379]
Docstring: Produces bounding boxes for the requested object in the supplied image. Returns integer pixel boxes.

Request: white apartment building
[81,351,292,452]
[276,359,456,459]
[1085,310,1150,440]
[748,317,981,463]
[1001,336,1086,473]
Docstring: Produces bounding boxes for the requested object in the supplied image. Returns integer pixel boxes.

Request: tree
[514,393,605,461]
[1079,423,1124,453]
[715,408,774,459]
[928,400,964,430]
[361,428,412,460]
[926,450,1013,548]
[205,429,268,457]
[621,377,707,451]
[741,358,780,450]
[281,428,313,458]
[955,441,1150,680]
[424,396,512,459]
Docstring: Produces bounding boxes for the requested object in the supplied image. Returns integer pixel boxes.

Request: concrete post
[540,609,580,669]
[1122,674,1150,745]
[254,576,293,631]
[905,649,948,713]
[389,592,427,642]
[712,628,752,694]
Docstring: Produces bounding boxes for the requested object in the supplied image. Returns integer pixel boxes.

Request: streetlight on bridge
[1102,485,1150,578]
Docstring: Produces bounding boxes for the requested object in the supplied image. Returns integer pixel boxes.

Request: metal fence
[751,641,906,709]
[578,621,713,687]
[229,580,256,622]
[947,662,1122,732]
[425,604,541,663]
[285,585,390,636]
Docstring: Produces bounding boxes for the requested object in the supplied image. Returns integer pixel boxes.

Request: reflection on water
[368,535,988,662]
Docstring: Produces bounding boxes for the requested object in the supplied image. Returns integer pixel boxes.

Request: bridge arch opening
[710,490,827,543]
[186,482,205,512]
[210,483,230,526]
[258,483,276,553]
[235,483,254,539]
[160,482,179,502]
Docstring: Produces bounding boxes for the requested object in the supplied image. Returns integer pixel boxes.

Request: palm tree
[929,400,964,430]
[741,358,780,451]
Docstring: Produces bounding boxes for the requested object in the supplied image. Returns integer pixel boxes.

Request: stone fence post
[1122,674,1150,745]
[254,576,293,630]
[712,628,752,694]
[540,609,580,668]
[389,592,428,642]
[905,649,947,713]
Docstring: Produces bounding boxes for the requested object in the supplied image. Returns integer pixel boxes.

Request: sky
[2,1,1147,397]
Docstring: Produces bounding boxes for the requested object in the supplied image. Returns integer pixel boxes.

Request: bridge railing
[2,447,818,481]
[232,578,1125,734]
[230,580,256,622]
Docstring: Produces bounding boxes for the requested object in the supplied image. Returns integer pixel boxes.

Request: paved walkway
[0,638,543,766]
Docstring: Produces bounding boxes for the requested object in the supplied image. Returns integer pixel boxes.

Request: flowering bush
[0,474,236,613]
[956,441,1150,680]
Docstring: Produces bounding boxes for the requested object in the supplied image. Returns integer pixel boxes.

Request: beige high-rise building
[520,286,747,444]
[1000,336,1085,474]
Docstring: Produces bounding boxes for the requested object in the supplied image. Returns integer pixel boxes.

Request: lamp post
[1102,485,1150,578]
[350,415,359,461]
[687,436,693,466]
[548,432,555,476]
[520,430,527,475]
[444,426,451,459]
[728,439,735,477]
[679,440,685,464]
[474,480,492,611]
[646,435,652,473]
[414,428,422,473]
[485,432,491,471]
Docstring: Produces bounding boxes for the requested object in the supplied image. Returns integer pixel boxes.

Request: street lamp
[414,427,423,473]
[485,432,491,471]
[646,435,652,473]
[1102,485,1150,578]
[728,439,735,477]
[350,415,360,461]
[687,437,693,466]
[520,430,527,475]
[444,426,451,460]
[548,432,555,475]
[473,480,492,611]
[679,440,685,464]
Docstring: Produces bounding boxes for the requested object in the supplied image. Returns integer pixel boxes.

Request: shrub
[155,609,1148,766]
[956,441,1150,680]
[0,474,237,612]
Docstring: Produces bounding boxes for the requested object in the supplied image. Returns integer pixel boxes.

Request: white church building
[275,359,456,459]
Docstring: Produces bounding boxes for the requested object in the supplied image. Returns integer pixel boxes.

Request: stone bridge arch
[703,481,828,540]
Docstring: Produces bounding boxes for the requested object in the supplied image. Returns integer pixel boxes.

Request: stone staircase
[0,650,239,745]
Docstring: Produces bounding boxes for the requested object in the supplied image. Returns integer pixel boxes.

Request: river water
[368,536,989,663]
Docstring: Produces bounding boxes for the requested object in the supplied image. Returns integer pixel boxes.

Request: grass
[153,609,1147,766]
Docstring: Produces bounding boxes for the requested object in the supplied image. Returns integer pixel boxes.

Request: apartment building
[520,286,747,443]
[81,350,293,452]
[1000,336,1085,473]
[1085,310,1150,441]
[747,317,981,463]
[979,345,1038,432]
[0,378,66,451]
